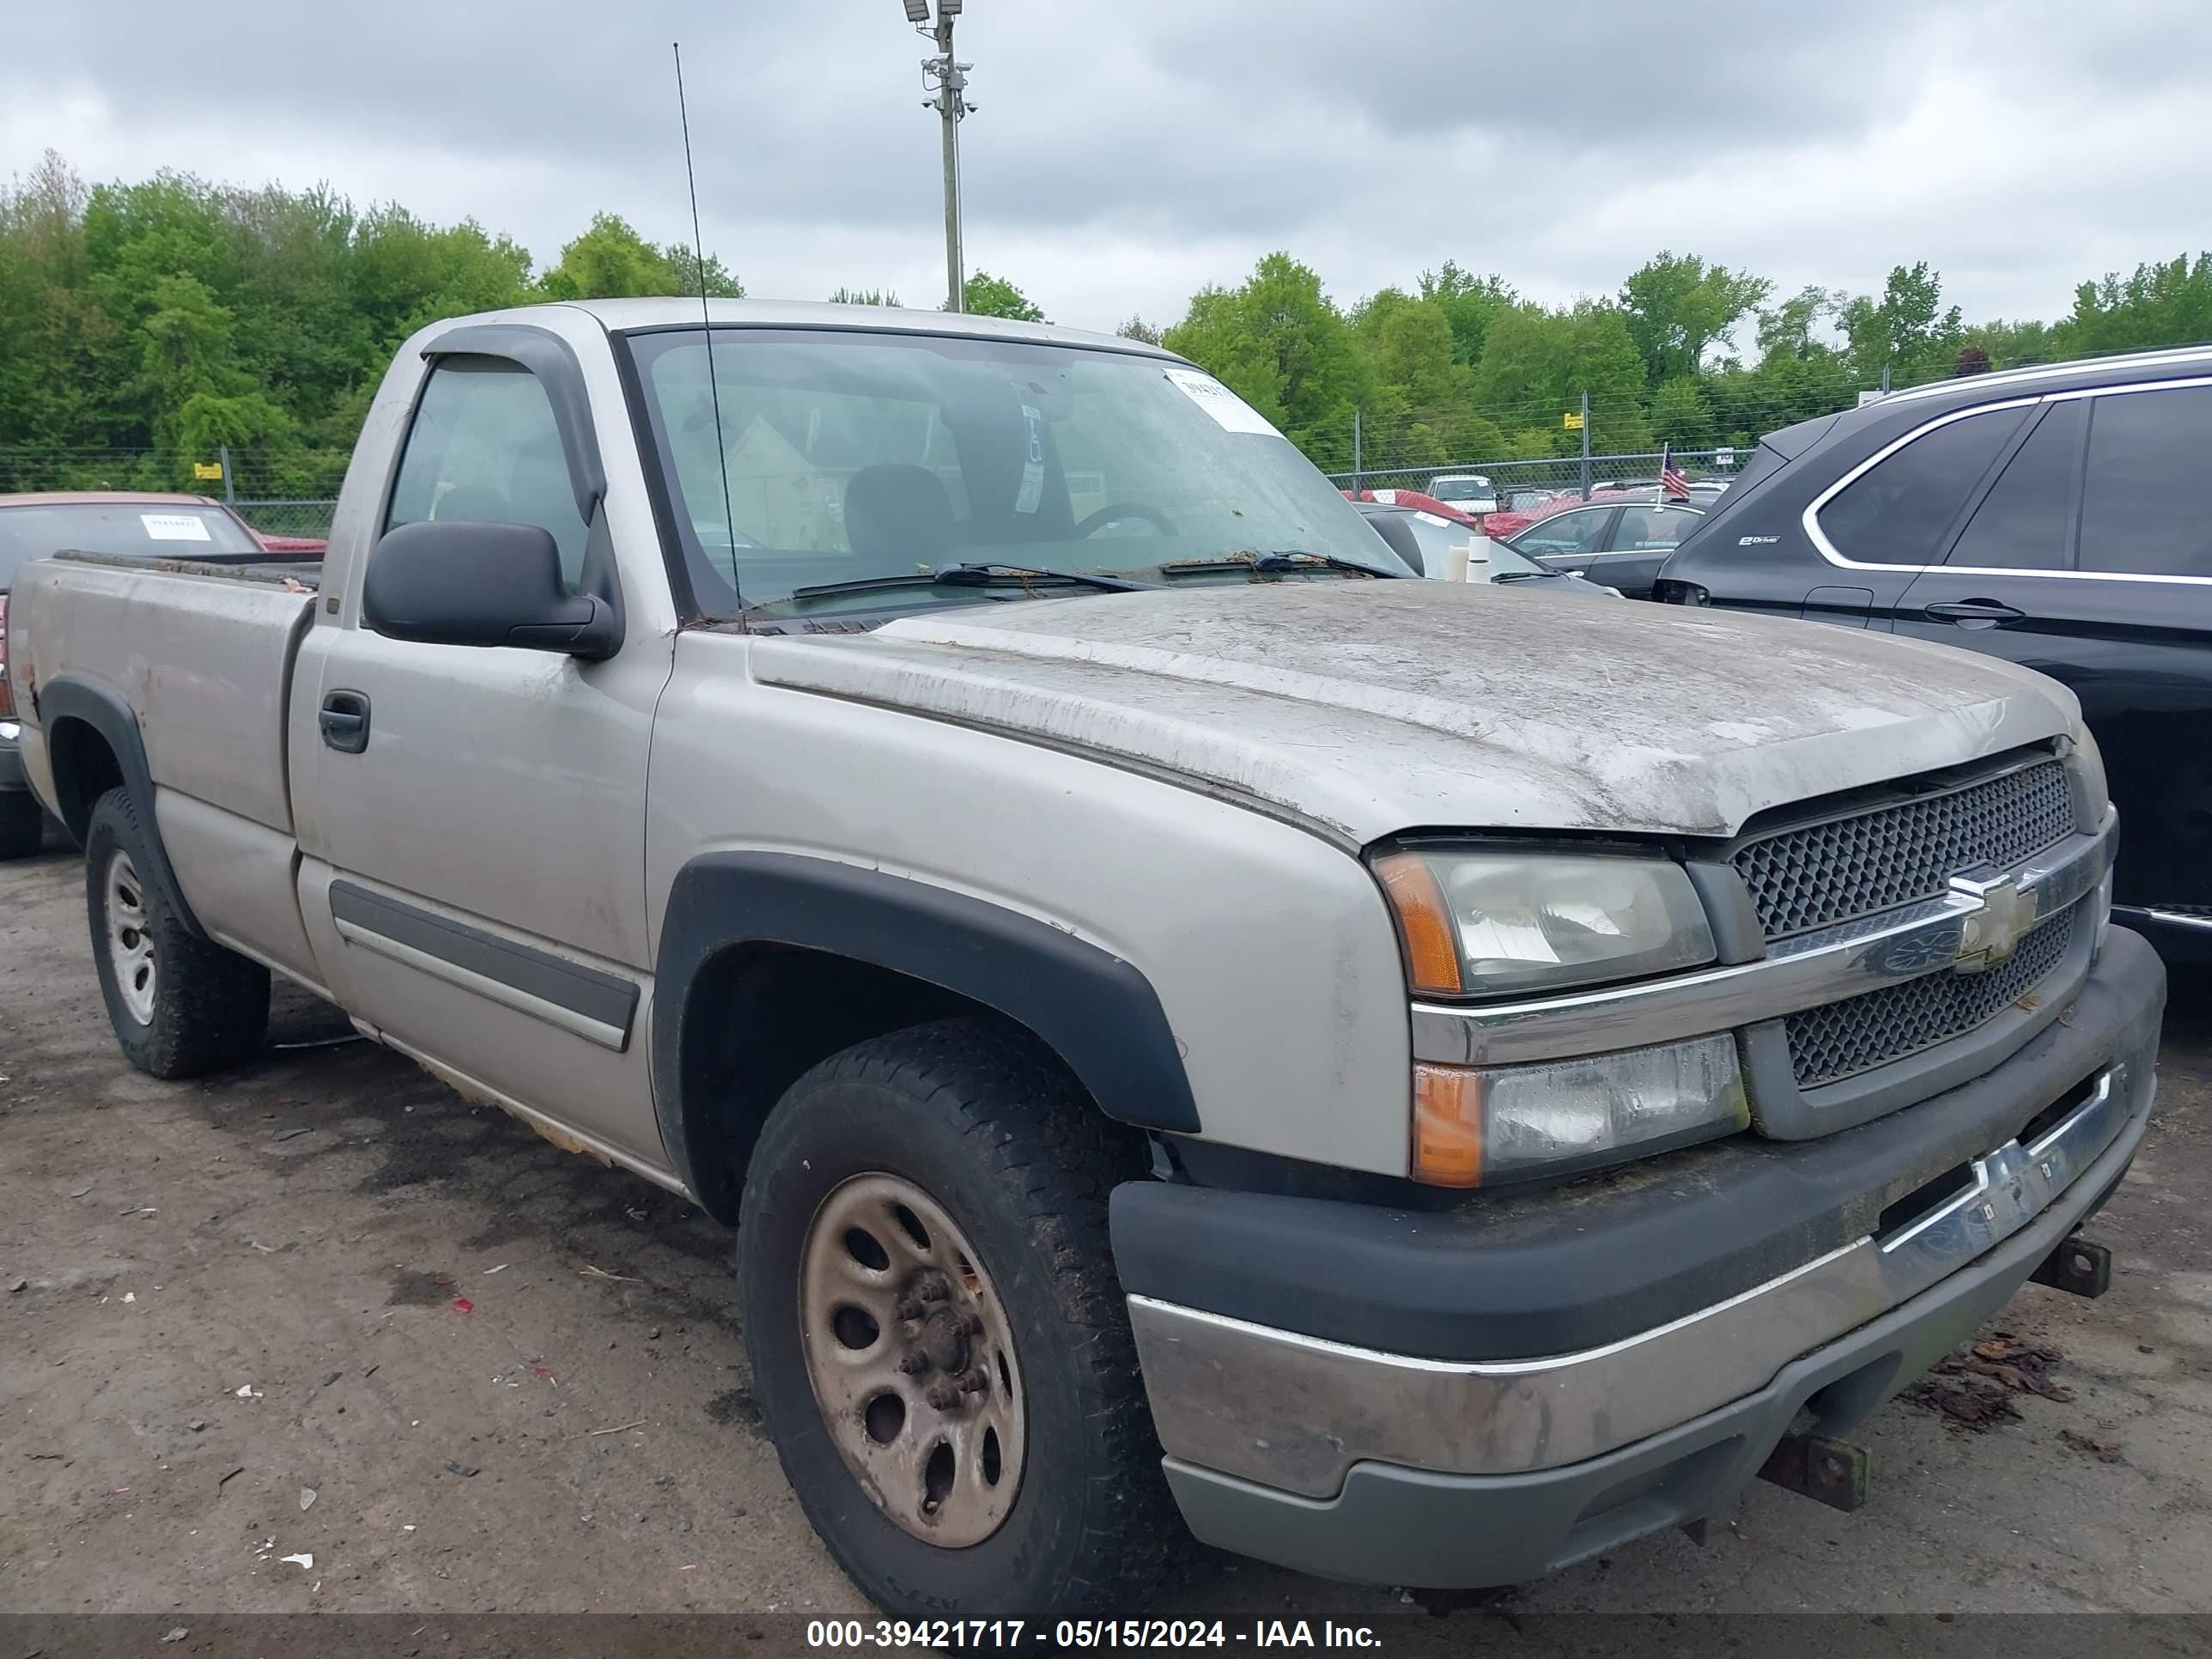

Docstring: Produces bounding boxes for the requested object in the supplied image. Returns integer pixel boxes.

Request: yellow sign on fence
[192,461,224,481]
[1562,412,1584,431]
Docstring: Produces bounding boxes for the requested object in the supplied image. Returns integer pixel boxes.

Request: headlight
[1413,1035,1748,1187]
[1374,849,1717,998]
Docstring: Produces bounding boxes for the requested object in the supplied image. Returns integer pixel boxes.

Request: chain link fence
[0,447,349,539]
[1328,446,1749,507]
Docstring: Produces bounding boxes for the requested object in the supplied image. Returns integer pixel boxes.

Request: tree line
[3,149,2208,495]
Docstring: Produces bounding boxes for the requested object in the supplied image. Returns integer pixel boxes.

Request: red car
[0,493,324,858]
[1341,488,1484,530]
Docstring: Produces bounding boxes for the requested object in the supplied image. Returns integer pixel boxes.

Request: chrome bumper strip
[1129,1060,2139,1498]
[1411,813,2115,1067]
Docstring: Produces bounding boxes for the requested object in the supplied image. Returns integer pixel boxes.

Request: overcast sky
[7,0,2209,338]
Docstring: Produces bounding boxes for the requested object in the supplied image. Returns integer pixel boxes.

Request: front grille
[1732,760,2075,941]
[1785,908,2075,1087]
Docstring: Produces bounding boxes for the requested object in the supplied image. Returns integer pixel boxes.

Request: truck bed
[19,550,319,839]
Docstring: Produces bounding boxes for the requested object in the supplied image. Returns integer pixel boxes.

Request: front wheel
[737,1018,1181,1617]
[84,788,269,1078]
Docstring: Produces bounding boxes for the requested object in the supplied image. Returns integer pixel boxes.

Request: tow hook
[1756,1430,1869,1514]
[2031,1236,2112,1298]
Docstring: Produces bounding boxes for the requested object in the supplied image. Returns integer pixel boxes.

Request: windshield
[1386,510,1548,579]
[627,327,1413,616]
[0,501,258,589]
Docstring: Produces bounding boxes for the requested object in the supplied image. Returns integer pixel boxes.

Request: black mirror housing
[362,520,621,660]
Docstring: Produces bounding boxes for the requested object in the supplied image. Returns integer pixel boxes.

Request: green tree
[957,270,1045,321]
[1620,252,1771,383]
[2063,254,2212,356]
[1116,314,1163,344]
[1837,261,1962,387]
[830,287,902,306]
[1649,377,1716,447]
[537,212,740,301]
[1417,261,1514,367]
[1164,253,1366,464]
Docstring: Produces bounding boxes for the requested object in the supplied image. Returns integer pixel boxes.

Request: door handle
[1921,599,2026,627]
[319,690,371,753]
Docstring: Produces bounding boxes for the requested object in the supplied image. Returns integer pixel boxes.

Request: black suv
[1656,347,2212,962]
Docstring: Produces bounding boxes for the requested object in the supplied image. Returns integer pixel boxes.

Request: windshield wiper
[778,561,1155,607]
[1490,568,1572,582]
[1161,550,1404,580]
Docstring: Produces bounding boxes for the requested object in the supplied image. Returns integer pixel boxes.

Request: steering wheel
[1074,501,1176,538]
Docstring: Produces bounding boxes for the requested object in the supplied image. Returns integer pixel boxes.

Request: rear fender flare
[39,675,205,937]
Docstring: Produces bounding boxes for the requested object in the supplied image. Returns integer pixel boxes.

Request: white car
[1427,473,1498,514]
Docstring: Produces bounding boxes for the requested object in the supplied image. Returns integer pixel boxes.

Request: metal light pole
[907,0,975,312]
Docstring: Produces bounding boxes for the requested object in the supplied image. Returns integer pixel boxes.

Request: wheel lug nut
[958,1368,988,1395]
[925,1383,962,1411]
[963,1313,985,1335]
[916,1279,950,1304]
[894,1297,925,1322]
[896,1350,932,1375]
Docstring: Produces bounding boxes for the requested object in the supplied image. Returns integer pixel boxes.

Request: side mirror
[362,520,620,659]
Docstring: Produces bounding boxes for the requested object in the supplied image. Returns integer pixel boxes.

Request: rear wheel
[0,790,41,860]
[84,788,269,1078]
[737,1018,1180,1617]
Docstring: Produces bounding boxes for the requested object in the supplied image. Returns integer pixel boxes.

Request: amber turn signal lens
[1374,853,1463,995]
[1412,1061,1484,1187]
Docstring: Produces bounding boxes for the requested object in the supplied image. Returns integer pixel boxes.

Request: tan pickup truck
[5,299,2165,1615]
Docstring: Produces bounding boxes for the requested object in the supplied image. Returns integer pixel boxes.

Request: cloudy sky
[7,0,2209,337]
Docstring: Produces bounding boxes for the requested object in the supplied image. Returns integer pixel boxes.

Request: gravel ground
[3,824,2209,1644]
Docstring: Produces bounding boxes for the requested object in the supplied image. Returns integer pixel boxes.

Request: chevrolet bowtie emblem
[1948,871,2037,972]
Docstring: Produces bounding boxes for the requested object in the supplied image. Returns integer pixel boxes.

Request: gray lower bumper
[0,738,25,793]
[1162,1073,2150,1588]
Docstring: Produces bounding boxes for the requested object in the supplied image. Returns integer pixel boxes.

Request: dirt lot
[4,824,2210,1638]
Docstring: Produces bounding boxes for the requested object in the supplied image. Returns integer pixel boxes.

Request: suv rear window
[1817,406,2027,564]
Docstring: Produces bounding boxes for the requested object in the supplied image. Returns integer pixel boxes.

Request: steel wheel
[798,1172,1026,1547]
[104,849,158,1025]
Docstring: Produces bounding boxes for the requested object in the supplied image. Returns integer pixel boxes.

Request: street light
[906,0,975,312]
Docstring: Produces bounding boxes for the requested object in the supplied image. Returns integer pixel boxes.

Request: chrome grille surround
[1784,907,2075,1086]
[1731,759,2075,942]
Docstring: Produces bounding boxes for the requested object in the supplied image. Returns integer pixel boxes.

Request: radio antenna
[674,40,738,600]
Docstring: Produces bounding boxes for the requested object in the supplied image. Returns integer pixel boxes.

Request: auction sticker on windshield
[140,514,213,542]
[1163,367,1278,435]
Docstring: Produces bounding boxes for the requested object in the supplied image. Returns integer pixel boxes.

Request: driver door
[291,325,674,1166]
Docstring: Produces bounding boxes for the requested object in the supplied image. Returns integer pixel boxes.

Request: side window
[1515,508,1614,556]
[1817,406,2027,564]
[2077,384,2212,578]
[1946,400,2083,572]
[385,359,587,585]
[1613,506,1701,550]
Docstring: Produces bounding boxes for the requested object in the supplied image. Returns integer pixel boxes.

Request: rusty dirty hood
[746,580,2081,844]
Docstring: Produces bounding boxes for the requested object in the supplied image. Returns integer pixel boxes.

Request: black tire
[738,1018,1182,1618]
[0,788,43,860]
[84,787,269,1078]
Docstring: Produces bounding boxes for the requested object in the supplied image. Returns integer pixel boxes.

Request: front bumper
[1121,928,2163,1586]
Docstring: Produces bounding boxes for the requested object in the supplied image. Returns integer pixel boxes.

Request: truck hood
[748,581,2081,844]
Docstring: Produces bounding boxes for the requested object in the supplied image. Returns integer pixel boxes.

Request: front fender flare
[651,852,1200,1193]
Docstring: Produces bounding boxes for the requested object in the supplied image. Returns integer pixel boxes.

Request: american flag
[1659,444,1692,501]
